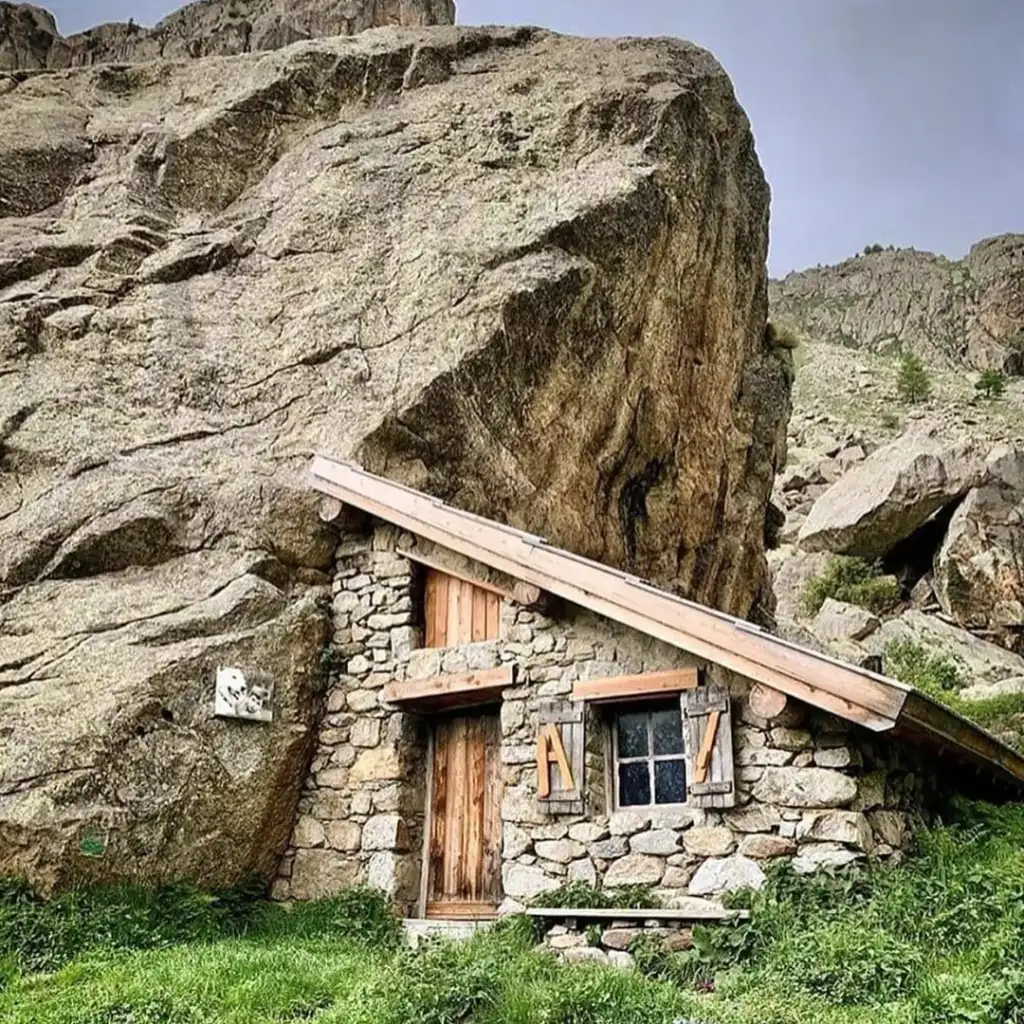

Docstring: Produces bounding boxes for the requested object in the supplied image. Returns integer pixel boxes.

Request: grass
[802,556,900,616]
[6,803,1024,1022]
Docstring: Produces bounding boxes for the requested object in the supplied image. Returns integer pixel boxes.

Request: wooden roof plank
[306,456,1024,787]
[308,457,900,730]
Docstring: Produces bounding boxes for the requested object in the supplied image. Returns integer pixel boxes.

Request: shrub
[530,881,661,910]
[765,320,801,350]
[896,352,932,404]
[863,243,885,255]
[802,556,901,616]
[879,410,901,430]
[785,922,922,1004]
[884,639,962,696]
[0,876,267,973]
[266,885,402,948]
[975,368,1007,399]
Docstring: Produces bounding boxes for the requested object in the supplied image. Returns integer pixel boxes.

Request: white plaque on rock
[215,666,273,722]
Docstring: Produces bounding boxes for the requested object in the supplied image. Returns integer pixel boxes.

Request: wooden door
[425,712,503,919]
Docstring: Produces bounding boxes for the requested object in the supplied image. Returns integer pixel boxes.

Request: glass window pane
[618,762,652,807]
[651,708,684,756]
[616,712,649,759]
[654,760,687,805]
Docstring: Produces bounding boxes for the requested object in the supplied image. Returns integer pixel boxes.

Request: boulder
[603,853,665,887]
[535,839,587,864]
[934,446,1024,637]
[289,849,360,900]
[0,26,786,890]
[738,833,797,859]
[752,768,858,808]
[959,677,1024,702]
[502,863,559,901]
[791,843,862,874]
[797,811,874,851]
[812,598,881,643]
[361,814,409,852]
[867,611,1024,684]
[682,826,736,857]
[630,829,681,856]
[799,430,988,558]
[688,855,766,895]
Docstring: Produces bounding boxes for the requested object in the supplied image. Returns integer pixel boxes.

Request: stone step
[402,917,494,947]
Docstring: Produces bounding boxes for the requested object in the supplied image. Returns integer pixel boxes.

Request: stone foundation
[274,521,940,910]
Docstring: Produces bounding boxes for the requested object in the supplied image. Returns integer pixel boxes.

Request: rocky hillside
[768,309,1024,747]
[769,234,1024,372]
[0,0,456,68]
[0,23,788,890]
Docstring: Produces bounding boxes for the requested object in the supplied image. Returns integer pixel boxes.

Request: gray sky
[46,0,1024,275]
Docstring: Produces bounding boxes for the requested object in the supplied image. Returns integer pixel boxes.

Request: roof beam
[308,456,904,732]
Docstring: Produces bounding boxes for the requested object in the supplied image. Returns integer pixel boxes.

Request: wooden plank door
[425,712,503,919]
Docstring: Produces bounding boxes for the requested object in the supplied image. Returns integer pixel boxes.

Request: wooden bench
[525,906,749,927]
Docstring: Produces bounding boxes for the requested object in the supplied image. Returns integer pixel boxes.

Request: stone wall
[273,521,939,910]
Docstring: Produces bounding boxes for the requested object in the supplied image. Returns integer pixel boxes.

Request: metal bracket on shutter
[688,781,734,797]
[683,696,729,716]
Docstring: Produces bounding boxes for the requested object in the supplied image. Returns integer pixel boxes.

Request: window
[612,703,687,808]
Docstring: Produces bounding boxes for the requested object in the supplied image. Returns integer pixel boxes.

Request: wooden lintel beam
[572,668,699,702]
[383,666,514,708]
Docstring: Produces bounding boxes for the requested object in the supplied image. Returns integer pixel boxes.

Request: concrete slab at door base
[403,917,494,947]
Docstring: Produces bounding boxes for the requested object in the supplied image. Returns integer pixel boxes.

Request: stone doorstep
[402,918,494,947]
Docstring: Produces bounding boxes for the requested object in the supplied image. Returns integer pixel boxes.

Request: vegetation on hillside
[976,368,1008,399]
[4,802,1024,1023]
[896,352,932,404]
[802,556,900,616]
[884,639,1024,749]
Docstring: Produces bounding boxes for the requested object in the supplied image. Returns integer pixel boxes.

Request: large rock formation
[0,0,456,69]
[770,235,1024,372]
[798,429,989,558]
[0,26,787,889]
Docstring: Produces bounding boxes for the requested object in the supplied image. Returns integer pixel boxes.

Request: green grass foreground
[3,801,1024,1023]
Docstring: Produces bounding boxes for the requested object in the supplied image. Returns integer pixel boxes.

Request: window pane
[616,712,649,759]
[618,762,652,807]
[654,760,686,804]
[651,707,684,756]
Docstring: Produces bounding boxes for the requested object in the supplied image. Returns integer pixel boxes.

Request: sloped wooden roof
[307,455,1024,792]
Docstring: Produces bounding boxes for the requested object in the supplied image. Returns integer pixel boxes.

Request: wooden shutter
[536,701,585,815]
[681,684,736,809]
[424,569,501,648]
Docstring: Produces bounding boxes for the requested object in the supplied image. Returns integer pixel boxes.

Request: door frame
[415,727,436,919]
[416,707,503,920]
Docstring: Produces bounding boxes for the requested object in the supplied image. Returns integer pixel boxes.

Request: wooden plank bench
[525,906,749,925]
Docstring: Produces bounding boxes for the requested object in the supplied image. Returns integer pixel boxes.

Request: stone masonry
[273,521,939,912]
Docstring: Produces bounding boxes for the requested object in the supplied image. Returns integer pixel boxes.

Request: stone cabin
[269,456,1024,920]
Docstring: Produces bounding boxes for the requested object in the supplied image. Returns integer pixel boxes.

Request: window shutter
[681,684,736,809]
[536,701,585,815]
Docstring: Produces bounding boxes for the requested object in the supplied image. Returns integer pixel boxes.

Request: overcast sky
[45,0,1024,275]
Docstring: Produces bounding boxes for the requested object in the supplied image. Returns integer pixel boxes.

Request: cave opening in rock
[882,497,965,594]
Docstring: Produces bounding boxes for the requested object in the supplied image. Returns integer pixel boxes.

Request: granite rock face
[0,27,786,889]
[0,0,456,69]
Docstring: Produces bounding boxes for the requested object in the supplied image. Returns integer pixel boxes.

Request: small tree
[975,368,1007,399]
[896,353,931,404]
